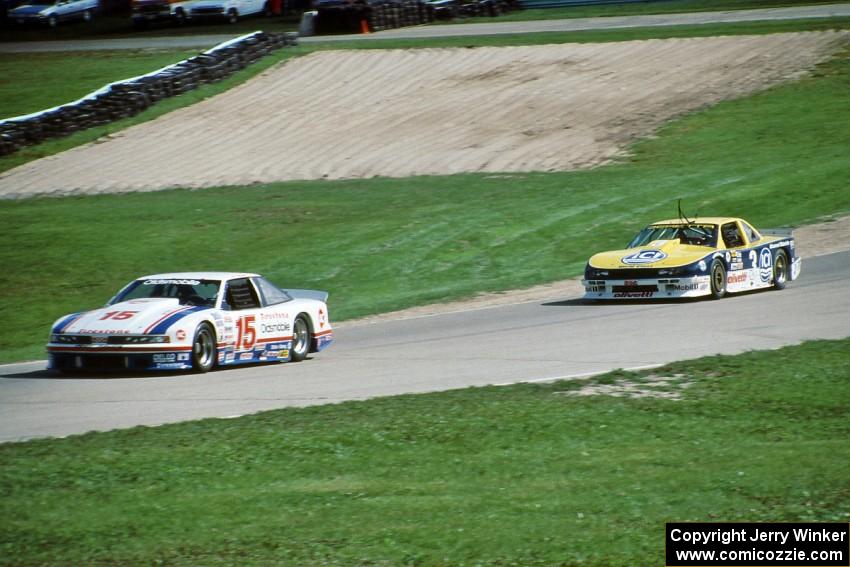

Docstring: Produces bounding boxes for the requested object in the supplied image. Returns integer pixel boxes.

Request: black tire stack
[368,0,434,32]
[0,31,298,157]
[316,0,518,34]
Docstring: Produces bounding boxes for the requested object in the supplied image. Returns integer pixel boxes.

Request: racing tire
[709,259,727,300]
[290,315,311,363]
[48,14,58,27]
[174,8,186,24]
[191,323,217,373]
[82,9,92,22]
[227,8,238,23]
[772,249,789,291]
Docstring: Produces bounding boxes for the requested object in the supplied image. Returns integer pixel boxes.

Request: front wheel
[773,250,789,290]
[47,14,58,27]
[709,259,727,299]
[191,323,217,373]
[227,8,238,23]
[290,315,311,362]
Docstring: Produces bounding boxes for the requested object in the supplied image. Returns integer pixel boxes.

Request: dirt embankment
[0,31,847,198]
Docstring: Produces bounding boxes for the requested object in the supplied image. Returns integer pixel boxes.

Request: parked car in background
[184,0,267,23]
[131,0,191,26]
[8,0,97,26]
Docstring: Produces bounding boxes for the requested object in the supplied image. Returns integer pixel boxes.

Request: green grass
[0,49,200,119]
[1,338,848,565]
[2,35,849,364]
[486,0,843,24]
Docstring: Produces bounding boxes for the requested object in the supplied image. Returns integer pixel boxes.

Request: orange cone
[360,19,370,34]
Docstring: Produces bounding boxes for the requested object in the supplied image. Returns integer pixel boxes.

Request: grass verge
[2,35,849,363]
[477,0,844,24]
[2,337,848,565]
[0,48,200,119]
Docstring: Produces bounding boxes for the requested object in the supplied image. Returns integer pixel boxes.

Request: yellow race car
[582,217,801,300]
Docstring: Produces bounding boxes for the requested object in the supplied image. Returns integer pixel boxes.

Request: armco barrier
[0,31,298,157]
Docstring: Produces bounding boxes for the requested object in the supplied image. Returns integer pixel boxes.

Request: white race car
[47,272,333,373]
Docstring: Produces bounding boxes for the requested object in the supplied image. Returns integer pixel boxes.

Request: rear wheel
[290,315,311,362]
[192,323,216,373]
[773,250,789,290]
[709,259,727,299]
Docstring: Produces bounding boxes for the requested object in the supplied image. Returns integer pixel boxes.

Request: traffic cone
[360,19,370,34]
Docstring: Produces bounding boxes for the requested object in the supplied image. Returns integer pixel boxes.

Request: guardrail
[0,31,298,158]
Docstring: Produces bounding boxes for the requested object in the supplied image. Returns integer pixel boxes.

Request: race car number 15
[100,310,138,320]
[236,315,257,350]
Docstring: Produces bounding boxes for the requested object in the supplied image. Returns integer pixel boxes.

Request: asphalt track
[1,250,848,443]
[1,3,849,53]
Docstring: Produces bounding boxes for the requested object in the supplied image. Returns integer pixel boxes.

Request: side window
[253,277,293,306]
[223,278,261,311]
[721,222,744,248]
[742,222,760,243]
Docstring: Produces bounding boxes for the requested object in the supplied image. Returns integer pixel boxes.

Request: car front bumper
[47,346,194,372]
[582,275,712,299]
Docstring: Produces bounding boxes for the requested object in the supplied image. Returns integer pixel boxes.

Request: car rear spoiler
[759,227,793,239]
[286,289,329,303]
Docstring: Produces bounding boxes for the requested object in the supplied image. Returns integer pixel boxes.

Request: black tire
[290,315,311,362]
[174,8,186,24]
[772,249,789,290]
[48,14,58,27]
[227,8,238,23]
[709,259,727,299]
[82,9,92,22]
[191,323,216,373]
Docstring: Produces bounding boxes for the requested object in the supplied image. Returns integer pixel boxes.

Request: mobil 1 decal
[747,246,773,283]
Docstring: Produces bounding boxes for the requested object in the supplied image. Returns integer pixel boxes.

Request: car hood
[10,4,51,14]
[54,299,211,336]
[589,239,714,269]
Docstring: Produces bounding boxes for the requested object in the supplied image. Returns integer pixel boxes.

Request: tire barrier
[315,0,519,35]
[0,31,298,157]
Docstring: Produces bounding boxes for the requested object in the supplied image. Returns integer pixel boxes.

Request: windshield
[111,278,221,307]
[627,224,718,248]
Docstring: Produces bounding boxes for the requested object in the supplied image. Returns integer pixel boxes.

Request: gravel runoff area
[0,31,848,198]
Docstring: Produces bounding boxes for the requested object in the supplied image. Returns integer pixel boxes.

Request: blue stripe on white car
[147,306,211,335]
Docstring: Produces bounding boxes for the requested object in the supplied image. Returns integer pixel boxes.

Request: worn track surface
[0,31,847,198]
[1,250,849,442]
